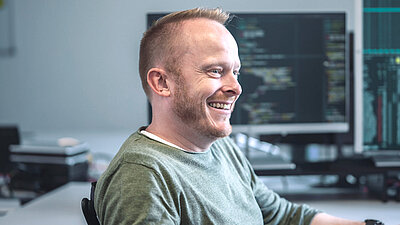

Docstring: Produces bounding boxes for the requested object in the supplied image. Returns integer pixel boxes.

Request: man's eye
[209,69,222,77]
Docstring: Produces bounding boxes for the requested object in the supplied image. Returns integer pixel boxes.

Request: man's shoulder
[115,131,173,165]
[212,136,248,160]
[212,136,242,154]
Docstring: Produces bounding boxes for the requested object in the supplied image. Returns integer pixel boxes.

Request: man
[94,8,376,225]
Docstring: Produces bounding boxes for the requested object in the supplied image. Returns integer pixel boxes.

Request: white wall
[0,0,356,153]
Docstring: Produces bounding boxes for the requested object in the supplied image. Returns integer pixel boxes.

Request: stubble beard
[172,77,232,139]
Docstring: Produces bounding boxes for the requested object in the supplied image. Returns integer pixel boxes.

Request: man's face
[170,19,242,139]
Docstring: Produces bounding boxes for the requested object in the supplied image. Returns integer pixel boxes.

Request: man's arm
[95,162,179,225]
[248,163,368,224]
[311,213,365,225]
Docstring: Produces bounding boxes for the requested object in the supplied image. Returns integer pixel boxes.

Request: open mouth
[208,102,231,110]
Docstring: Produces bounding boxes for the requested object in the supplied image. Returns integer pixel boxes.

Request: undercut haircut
[139,8,231,98]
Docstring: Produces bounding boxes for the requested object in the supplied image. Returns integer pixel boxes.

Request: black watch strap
[365,219,384,225]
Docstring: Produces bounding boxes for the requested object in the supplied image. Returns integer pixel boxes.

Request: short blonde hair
[139,8,230,97]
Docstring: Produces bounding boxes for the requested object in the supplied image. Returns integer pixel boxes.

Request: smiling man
[94,8,371,225]
[144,11,242,151]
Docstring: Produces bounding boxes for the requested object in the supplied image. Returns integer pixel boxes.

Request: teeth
[209,102,231,110]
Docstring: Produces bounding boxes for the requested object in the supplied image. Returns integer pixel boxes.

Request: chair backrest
[81,181,100,225]
[0,126,19,174]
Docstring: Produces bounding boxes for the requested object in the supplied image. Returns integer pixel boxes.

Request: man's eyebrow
[201,62,222,68]
[197,63,219,72]
[200,61,240,70]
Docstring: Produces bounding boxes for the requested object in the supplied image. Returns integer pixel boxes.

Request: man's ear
[147,68,171,97]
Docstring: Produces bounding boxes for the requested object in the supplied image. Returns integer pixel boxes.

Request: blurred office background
[0,0,357,155]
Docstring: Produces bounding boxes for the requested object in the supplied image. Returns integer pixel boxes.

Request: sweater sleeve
[221,137,320,225]
[95,162,180,225]
[250,165,320,225]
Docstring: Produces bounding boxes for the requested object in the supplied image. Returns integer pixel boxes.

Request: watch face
[365,219,384,225]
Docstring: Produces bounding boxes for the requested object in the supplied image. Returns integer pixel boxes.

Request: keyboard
[249,155,296,170]
[371,155,400,167]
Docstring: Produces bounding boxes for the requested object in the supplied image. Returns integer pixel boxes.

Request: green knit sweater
[94,129,319,225]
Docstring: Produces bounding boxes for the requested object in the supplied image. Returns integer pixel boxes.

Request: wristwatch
[365,219,384,225]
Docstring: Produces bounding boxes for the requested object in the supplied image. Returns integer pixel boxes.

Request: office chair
[0,126,20,175]
[81,181,100,225]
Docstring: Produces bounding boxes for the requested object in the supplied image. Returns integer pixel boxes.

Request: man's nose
[222,72,242,96]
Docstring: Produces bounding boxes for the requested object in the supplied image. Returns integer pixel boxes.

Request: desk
[0,182,399,225]
[298,200,400,225]
[253,156,400,201]
[0,182,88,225]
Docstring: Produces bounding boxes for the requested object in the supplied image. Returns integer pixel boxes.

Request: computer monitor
[360,0,400,154]
[227,13,349,136]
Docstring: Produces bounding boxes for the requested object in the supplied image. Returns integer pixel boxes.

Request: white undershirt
[140,130,188,152]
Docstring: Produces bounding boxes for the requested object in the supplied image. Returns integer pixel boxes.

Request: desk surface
[0,182,88,225]
[0,182,399,225]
